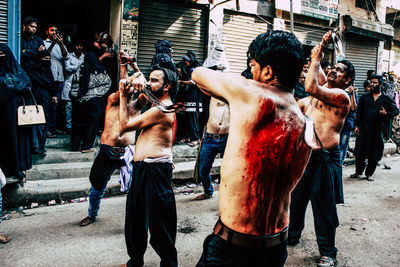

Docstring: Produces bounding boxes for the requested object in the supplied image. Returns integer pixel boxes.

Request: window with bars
[355,0,376,11]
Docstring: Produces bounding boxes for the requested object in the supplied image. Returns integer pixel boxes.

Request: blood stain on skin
[243,99,311,235]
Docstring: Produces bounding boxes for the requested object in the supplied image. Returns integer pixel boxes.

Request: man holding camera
[44,25,68,137]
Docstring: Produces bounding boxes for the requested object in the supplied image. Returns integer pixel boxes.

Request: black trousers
[289,147,342,259]
[355,156,378,176]
[196,234,287,267]
[125,161,177,267]
[89,144,125,191]
[71,117,99,151]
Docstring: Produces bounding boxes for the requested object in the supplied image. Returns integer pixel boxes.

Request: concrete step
[26,159,222,181]
[3,176,123,207]
[32,149,97,165]
[45,135,101,149]
[5,160,222,207]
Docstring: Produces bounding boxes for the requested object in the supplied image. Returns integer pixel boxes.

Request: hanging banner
[123,0,139,21]
[276,0,338,21]
[121,0,139,58]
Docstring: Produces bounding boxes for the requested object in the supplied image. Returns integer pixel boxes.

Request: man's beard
[371,85,381,93]
[152,84,165,99]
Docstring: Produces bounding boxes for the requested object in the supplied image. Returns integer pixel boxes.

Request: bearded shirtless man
[119,67,178,267]
[288,32,353,267]
[195,97,230,200]
[192,31,314,266]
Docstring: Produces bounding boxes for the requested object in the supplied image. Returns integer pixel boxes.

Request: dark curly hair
[338,59,355,85]
[247,30,304,89]
[23,17,39,26]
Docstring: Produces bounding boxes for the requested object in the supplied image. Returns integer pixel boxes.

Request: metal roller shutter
[345,35,378,93]
[222,10,272,74]
[286,22,327,47]
[0,0,7,44]
[137,0,208,78]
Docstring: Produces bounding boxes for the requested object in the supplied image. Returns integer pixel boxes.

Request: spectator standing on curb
[0,44,33,181]
[70,52,111,152]
[21,17,56,156]
[44,24,68,136]
[62,40,84,135]
[176,50,202,147]
[350,75,399,181]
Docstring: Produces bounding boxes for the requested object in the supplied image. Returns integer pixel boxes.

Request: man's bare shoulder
[108,92,119,105]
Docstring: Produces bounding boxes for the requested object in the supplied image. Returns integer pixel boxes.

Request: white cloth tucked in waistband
[143,154,173,164]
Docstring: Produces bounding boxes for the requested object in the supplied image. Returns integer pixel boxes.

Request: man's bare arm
[119,80,162,134]
[192,67,248,103]
[305,44,349,108]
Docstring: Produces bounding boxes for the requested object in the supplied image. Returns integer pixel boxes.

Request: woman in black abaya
[0,44,32,180]
[71,51,110,152]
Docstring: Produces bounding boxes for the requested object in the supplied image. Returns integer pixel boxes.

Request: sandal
[80,216,96,227]
[195,193,212,200]
[317,256,336,267]
[349,173,360,178]
[177,139,188,145]
[0,233,11,243]
[188,140,200,147]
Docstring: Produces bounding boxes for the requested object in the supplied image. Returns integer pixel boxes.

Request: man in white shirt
[43,25,68,136]
[63,41,84,134]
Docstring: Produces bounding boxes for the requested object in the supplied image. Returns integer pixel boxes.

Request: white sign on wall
[275,0,339,21]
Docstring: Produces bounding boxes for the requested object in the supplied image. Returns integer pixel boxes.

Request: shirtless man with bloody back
[192,31,314,266]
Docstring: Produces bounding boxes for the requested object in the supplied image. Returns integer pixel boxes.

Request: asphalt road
[1,156,400,267]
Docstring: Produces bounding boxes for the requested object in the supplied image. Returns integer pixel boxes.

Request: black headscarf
[151,39,177,73]
[176,50,201,80]
[0,44,31,103]
[79,51,107,95]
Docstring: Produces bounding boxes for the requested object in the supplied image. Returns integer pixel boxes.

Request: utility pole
[290,0,294,33]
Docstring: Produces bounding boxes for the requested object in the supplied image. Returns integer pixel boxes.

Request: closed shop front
[137,0,208,77]
[222,9,272,74]
[344,35,379,93]
[286,22,333,62]
[0,0,7,44]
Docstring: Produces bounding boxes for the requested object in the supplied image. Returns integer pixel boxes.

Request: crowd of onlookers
[0,17,230,187]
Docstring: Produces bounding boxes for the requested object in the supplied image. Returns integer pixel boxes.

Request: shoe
[47,132,57,138]
[383,163,391,170]
[195,193,212,200]
[82,148,97,153]
[349,173,360,178]
[80,216,95,226]
[0,233,11,243]
[317,256,336,267]
[188,140,200,147]
[287,236,300,246]
[366,175,374,181]
[53,129,66,135]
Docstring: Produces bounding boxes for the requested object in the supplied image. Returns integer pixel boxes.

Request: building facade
[2,0,399,85]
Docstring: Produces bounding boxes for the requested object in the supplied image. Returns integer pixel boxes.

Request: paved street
[1,156,400,267]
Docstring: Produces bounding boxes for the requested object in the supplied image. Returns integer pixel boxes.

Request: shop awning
[342,15,394,41]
